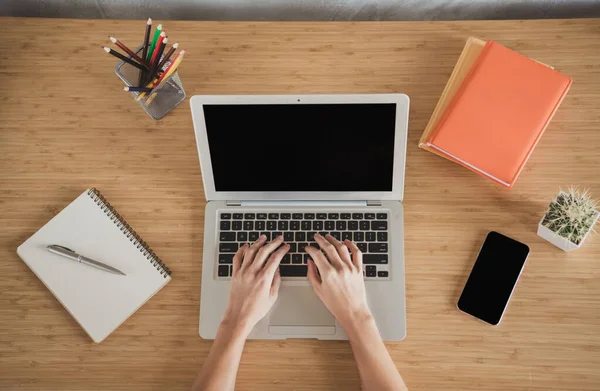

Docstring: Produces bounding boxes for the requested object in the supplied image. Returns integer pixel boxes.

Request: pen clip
[50,245,75,253]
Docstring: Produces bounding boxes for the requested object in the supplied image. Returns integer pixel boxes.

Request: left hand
[221,235,289,336]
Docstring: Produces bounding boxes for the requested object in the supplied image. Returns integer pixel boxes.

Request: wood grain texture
[1,17,600,391]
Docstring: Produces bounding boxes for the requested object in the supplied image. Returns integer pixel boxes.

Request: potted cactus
[538,188,600,252]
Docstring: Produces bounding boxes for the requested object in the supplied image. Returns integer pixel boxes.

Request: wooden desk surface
[1,17,600,391]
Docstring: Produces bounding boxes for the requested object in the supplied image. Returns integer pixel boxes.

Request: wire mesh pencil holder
[114,46,185,120]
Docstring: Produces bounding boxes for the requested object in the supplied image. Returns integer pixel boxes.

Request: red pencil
[109,36,147,66]
[149,31,166,69]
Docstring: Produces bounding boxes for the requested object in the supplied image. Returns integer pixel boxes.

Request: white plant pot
[537,211,600,252]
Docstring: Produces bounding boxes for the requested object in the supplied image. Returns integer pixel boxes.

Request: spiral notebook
[16,189,172,343]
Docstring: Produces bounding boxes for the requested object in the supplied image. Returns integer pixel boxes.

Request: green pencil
[146,23,163,62]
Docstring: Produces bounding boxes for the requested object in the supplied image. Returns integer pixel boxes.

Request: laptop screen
[203,103,397,192]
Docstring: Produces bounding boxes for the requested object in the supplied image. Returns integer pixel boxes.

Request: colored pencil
[109,36,147,66]
[149,32,166,69]
[124,86,153,92]
[156,42,178,73]
[146,23,162,62]
[139,17,152,87]
[136,49,185,102]
[149,36,167,82]
[102,46,149,71]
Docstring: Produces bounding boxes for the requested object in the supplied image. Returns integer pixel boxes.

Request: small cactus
[542,187,599,245]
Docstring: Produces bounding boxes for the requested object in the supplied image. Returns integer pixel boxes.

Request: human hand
[304,233,372,330]
[221,235,290,337]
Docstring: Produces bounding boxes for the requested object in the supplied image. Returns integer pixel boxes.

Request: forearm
[191,321,249,391]
[344,313,407,391]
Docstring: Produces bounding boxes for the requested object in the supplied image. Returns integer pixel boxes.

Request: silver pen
[47,245,126,276]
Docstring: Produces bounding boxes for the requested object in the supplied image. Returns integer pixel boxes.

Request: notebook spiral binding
[87,188,171,278]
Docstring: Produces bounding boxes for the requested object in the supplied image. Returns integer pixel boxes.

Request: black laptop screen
[203,103,396,192]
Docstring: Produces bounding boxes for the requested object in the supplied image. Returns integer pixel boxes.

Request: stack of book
[419,37,572,188]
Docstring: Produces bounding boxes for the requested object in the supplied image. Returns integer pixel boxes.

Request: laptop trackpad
[268,287,335,335]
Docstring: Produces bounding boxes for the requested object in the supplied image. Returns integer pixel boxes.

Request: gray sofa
[2,0,600,20]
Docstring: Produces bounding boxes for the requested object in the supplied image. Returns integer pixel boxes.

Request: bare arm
[192,235,289,391]
[305,234,407,391]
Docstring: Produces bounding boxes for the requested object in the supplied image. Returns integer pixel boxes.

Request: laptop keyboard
[216,211,390,280]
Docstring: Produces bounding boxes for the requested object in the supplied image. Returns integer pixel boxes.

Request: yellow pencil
[137,49,186,102]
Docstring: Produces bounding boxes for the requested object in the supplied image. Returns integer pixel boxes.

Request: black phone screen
[458,231,530,325]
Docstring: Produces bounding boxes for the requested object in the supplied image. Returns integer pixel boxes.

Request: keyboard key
[308,242,319,250]
[281,213,291,220]
[301,221,311,230]
[244,213,255,219]
[243,221,254,230]
[366,270,376,277]
[284,232,294,242]
[229,265,233,276]
[218,254,234,264]
[292,213,303,219]
[220,221,231,231]
[218,265,229,277]
[319,231,328,237]
[303,254,311,263]
[336,221,347,231]
[273,232,283,240]
[341,213,351,219]
[366,232,376,242]
[220,243,238,253]
[261,232,271,241]
[316,213,327,219]
[328,213,339,219]
[295,232,306,241]
[352,213,364,219]
[257,213,267,220]
[267,221,277,230]
[357,242,368,253]
[233,213,243,220]
[330,232,341,240]
[313,221,323,230]
[371,221,388,230]
[369,243,388,253]
[237,232,248,242]
[278,221,289,231]
[376,213,387,220]
[220,213,231,219]
[298,243,308,251]
[289,243,297,252]
[304,213,315,219]
[377,232,388,241]
[290,221,300,230]
[360,221,370,230]
[363,254,388,264]
[232,221,243,230]
[292,254,303,264]
[354,232,364,242]
[268,213,279,219]
[281,254,291,264]
[249,232,260,241]
[348,221,358,230]
[366,265,376,272]
[342,232,352,241]
[306,232,315,240]
[255,221,265,230]
[365,213,375,220]
[220,232,236,241]
[325,221,335,230]
[280,265,308,277]
[378,271,389,278]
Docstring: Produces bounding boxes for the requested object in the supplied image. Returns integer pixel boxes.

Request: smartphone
[457,231,530,325]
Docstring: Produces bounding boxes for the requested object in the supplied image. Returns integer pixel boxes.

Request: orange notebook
[425,40,572,188]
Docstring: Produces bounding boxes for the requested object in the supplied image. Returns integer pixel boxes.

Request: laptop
[191,94,409,341]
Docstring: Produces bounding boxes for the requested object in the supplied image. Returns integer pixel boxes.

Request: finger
[241,234,268,270]
[232,243,248,274]
[306,259,323,296]
[344,240,363,271]
[325,234,353,268]
[314,233,344,268]
[263,243,290,278]
[304,244,332,274]
[252,235,285,270]
[270,268,281,297]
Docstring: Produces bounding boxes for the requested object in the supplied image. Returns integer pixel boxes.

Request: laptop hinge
[237,200,368,207]
[367,200,382,207]
[226,201,242,206]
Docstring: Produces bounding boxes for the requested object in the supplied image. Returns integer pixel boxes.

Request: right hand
[304,233,372,329]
